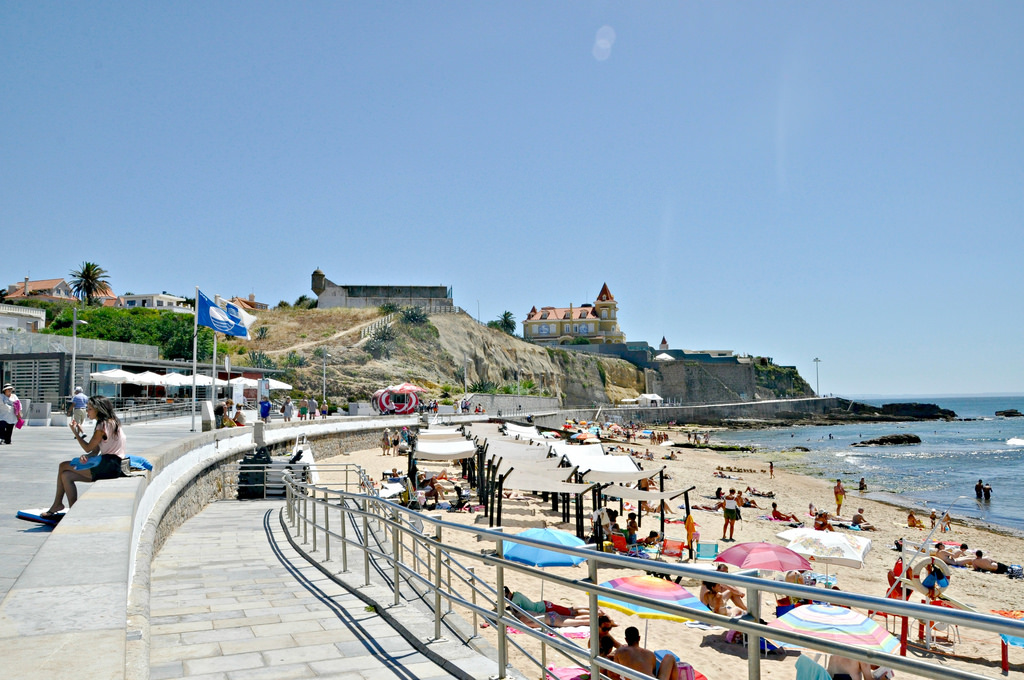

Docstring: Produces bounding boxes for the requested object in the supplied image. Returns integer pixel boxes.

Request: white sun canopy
[414,440,477,461]
[547,441,605,458]
[559,450,640,476]
[583,467,663,484]
[600,485,688,502]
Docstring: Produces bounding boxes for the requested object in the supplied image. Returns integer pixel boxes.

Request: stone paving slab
[149,500,489,679]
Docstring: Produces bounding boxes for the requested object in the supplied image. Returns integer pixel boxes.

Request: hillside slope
[241,308,646,405]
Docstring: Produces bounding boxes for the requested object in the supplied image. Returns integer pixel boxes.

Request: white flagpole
[190,286,199,431]
[211,331,218,409]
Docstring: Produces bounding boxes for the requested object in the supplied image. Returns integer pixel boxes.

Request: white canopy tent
[638,393,663,407]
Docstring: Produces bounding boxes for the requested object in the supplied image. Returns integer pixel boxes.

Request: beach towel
[506,625,590,639]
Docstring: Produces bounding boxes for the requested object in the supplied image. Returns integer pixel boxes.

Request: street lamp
[322,351,331,406]
[813,357,821,396]
[70,307,88,401]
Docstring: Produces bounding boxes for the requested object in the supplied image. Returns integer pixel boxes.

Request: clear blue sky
[2,3,1021,396]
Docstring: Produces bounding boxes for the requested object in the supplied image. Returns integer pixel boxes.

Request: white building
[120,294,192,313]
[0,303,46,332]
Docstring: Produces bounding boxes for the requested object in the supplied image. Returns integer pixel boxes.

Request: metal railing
[360,313,396,339]
[282,465,1024,680]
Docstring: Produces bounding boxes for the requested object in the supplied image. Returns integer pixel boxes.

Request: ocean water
[711,395,1024,534]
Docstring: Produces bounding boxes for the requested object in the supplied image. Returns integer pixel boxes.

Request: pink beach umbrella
[714,542,812,573]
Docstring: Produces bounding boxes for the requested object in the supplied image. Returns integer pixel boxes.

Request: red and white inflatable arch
[372,382,426,415]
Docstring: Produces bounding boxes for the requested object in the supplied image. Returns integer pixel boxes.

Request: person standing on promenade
[307,396,318,423]
[259,394,272,423]
[282,396,294,422]
[834,479,846,515]
[71,386,89,426]
[0,383,23,445]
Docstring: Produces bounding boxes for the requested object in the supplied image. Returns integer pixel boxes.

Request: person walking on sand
[834,479,846,515]
[769,461,774,479]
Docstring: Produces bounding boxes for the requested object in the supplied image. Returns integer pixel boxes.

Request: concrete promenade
[0,414,197,601]
[0,415,499,678]
[149,501,473,679]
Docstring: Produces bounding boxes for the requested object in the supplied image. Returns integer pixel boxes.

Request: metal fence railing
[281,464,1024,680]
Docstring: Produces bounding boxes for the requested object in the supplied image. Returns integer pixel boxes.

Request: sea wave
[1007,437,1024,446]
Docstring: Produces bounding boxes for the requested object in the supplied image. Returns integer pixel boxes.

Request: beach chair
[661,538,686,562]
[695,542,719,561]
[610,533,636,555]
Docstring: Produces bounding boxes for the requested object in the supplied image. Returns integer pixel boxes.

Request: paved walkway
[0,415,197,600]
[149,500,473,680]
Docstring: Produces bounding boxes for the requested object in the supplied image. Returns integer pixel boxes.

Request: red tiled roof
[6,278,71,297]
[525,306,599,321]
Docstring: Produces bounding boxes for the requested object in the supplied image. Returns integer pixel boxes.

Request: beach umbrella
[571,432,595,440]
[266,378,292,390]
[89,369,138,384]
[228,376,259,387]
[502,528,586,568]
[159,373,193,387]
[598,574,709,645]
[767,603,900,653]
[502,528,586,671]
[714,542,812,573]
[130,371,165,386]
[541,431,560,439]
[776,528,872,570]
[389,382,426,393]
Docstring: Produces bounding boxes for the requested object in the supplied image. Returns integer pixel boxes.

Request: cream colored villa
[522,283,626,346]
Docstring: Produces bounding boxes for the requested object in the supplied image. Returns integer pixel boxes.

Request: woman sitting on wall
[42,396,127,519]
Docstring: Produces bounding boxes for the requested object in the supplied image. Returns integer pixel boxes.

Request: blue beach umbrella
[502,528,586,568]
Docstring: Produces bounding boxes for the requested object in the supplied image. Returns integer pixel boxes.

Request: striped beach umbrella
[598,574,708,622]
[767,604,900,653]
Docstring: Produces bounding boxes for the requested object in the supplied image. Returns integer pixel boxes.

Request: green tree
[293,294,316,309]
[69,262,111,305]
[492,311,516,335]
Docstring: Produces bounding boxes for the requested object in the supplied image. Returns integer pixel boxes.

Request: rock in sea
[851,433,922,447]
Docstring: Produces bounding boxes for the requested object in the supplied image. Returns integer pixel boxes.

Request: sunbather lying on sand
[770,502,800,523]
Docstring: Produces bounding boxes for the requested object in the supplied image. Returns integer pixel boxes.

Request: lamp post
[70,308,88,401]
[813,357,821,396]
[322,351,331,405]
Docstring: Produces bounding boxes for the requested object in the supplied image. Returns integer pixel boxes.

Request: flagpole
[190,286,199,431]
[211,330,218,410]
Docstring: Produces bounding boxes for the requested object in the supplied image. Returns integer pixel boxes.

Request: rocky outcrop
[852,433,922,447]
[879,403,957,420]
[996,409,1023,418]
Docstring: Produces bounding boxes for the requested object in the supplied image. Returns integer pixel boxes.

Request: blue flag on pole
[196,289,254,339]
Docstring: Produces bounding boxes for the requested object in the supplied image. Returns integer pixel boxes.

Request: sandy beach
[321,423,1024,679]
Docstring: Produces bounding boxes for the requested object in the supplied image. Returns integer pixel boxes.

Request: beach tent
[638,394,663,407]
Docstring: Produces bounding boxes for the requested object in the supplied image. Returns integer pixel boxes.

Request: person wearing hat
[0,384,22,445]
[71,386,89,426]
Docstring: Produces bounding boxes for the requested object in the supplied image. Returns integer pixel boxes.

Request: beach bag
[1008,565,1023,580]
[677,662,697,680]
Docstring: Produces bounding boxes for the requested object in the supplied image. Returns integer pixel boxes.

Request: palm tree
[496,311,516,335]
[69,262,111,305]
